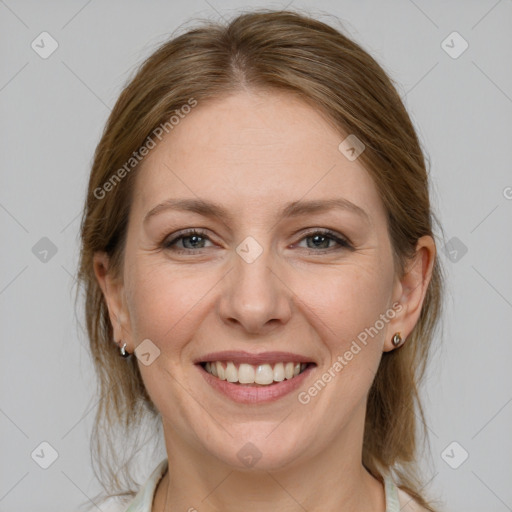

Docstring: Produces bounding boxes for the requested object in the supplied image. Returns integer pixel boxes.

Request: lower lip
[197,364,315,404]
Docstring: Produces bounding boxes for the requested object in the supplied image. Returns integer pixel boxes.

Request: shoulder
[77,459,168,512]
[124,458,168,511]
[97,497,133,512]
[396,487,430,512]
[75,495,133,512]
[383,473,431,512]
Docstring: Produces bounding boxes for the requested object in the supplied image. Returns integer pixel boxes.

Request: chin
[201,426,314,472]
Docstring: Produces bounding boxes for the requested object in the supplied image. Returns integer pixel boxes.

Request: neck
[153,408,386,512]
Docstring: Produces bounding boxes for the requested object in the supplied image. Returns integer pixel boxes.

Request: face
[97,90,424,472]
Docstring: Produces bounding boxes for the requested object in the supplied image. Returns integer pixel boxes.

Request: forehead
[132,90,385,223]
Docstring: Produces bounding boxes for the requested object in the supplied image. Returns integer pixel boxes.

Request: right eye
[162,229,214,253]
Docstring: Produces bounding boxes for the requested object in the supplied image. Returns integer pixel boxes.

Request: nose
[217,245,292,335]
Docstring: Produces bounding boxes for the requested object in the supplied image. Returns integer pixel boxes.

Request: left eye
[162,229,351,253]
[295,230,351,251]
[163,230,212,250]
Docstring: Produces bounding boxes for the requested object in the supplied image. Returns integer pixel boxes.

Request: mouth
[199,361,312,386]
[194,351,317,404]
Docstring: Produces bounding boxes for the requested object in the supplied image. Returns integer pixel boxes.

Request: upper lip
[194,351,316,366]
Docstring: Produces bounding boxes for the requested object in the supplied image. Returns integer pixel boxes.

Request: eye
[162,229,213,252]
[162,228,352,254]
[294,229,352,252]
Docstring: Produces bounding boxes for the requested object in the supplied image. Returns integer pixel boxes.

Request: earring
[391,332,403,347]
[119,342,131,358]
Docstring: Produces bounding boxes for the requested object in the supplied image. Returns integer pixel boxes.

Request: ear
[93,251,133,351]
[383,235,436,352]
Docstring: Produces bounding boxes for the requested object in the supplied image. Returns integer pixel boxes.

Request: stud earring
[391,332,403,347]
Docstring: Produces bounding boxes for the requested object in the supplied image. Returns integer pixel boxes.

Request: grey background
[1,1,511,511]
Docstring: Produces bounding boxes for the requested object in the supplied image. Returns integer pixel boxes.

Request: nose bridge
[218,235,291,332]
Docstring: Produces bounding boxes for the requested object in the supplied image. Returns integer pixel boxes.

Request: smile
[195,351,317,404]
[201,361,310,386]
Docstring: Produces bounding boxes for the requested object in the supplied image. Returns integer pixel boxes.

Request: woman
[77,8,445,512]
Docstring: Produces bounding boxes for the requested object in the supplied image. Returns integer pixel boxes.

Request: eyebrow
[143,197,370,224]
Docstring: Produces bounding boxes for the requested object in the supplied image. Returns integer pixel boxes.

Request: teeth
[203,361,309,385]
[238,363,255,384]
[285,362,294,380]
[225,361,238,383]
[255,364,274,385]
[273,362,285,382]
[216,361,225,380]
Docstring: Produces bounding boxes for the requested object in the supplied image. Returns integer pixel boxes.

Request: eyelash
[162,228,352,254]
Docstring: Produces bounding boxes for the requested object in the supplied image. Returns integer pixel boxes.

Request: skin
[94,89,435,512]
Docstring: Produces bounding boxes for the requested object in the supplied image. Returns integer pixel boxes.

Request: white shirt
[97,458,427,512]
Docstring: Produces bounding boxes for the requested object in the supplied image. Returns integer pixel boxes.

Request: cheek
[293,262,393,407]
[124,259,217,351]
[298,261,393,348]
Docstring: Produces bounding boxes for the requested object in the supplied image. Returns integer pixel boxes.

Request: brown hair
[77,8,445,510]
